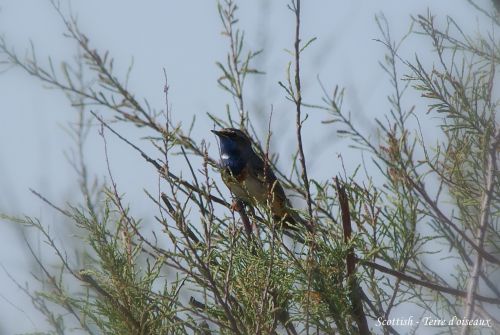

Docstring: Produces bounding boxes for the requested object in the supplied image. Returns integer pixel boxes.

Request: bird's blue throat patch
[218,137,246,176]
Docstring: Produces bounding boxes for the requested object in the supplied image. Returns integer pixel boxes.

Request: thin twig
[292,0,313,226]
[363,260,500,305]
[90,111,230,208]
[289,2,316,333]
[461,128,500,335]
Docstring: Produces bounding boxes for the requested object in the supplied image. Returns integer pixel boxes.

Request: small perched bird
[212,127,310,231]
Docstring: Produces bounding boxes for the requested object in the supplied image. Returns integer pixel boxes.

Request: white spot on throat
[221,153,230,160]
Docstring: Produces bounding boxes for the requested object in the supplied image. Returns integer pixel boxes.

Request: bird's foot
[230,199,244,212]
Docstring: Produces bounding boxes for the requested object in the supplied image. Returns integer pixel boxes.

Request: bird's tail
[280,208,312,233]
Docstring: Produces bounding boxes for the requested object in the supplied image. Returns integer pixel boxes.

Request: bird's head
[211,128,253,158]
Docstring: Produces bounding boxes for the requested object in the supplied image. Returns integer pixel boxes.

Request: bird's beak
[211,129,224,137]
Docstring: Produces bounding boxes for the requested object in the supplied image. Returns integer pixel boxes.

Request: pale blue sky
[0,0,495,333]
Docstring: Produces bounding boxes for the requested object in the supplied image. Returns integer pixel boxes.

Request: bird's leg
[231,199,253,237]
[231,199,260,241]
[230,198,245,212]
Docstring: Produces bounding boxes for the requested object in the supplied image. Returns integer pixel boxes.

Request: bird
[211,127,310,232]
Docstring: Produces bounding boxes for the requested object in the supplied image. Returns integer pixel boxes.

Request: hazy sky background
[0,0,496,333]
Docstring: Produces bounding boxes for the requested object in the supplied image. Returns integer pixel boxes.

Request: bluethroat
[212,128,310,232]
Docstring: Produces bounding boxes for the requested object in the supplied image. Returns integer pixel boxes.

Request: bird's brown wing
[249,152,288,206]
[249,152,310,231]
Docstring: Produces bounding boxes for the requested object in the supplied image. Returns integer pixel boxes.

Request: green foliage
[0,1,498,334]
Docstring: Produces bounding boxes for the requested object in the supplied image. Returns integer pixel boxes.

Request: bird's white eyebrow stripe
[221,153,230,159]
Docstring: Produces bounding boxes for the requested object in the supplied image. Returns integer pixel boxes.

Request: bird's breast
[222,165,267,205]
